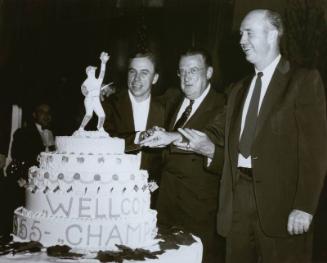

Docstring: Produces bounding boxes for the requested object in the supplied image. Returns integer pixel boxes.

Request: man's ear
[206,66,213,79]
[152,73,159,85]
[268,29,278,44]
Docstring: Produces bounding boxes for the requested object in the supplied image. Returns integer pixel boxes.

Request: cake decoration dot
[77,157,84,163]
[116,158,122,164]
[112,174,119,181]
[58,173,64,180]
[94,174,101,181]
[44,172,49,179]
[130,174,135,180]
[62,156,69,162]
[133,185,139,192]
[73,173,80,180]
[98,157,105,163]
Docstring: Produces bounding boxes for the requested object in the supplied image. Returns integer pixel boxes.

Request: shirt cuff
[207,157,212,167]
[134,131,141,144]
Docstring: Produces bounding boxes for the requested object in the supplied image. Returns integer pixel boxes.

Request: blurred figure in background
[2,101,55,238]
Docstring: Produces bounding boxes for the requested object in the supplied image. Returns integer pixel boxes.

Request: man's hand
[0,154,6,169]
[100,83,115,101]
[100,52,110,64]
[174,128,215,158]
[287,209,313,235]
[139,126,166,142]
[139,130,182,148]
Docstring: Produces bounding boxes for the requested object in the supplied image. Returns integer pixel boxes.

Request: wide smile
[132,83,143,89]
[241,46,252,55]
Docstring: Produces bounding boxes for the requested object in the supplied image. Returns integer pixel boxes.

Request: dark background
[0,0,326,133]
[0,0,326,260]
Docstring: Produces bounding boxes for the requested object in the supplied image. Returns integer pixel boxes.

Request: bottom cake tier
[0,235,203,263]
[13,207,158,251]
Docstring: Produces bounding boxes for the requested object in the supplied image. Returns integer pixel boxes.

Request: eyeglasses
[177,67,205,78]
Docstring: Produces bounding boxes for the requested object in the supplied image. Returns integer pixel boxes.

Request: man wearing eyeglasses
[140,48,226,263]
[103,51,165,208]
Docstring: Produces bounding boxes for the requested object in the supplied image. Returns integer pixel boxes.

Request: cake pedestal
[0,236,202,263]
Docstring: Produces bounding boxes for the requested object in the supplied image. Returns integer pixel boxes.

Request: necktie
[173,99,195,131]
[239,72,263,158]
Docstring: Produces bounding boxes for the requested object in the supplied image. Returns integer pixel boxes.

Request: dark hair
[264,10,284,37]
[128,51,158,72]
[31,100,51,113]
[179,48,213,68]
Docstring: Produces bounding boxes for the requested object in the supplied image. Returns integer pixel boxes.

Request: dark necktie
[239,72,263,158]
[173,99,195,131]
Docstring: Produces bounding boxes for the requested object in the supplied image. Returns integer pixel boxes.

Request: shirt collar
[255,54,281,76]
[35,123,43,133]
[128,90,151,105]
[187,83,211,103]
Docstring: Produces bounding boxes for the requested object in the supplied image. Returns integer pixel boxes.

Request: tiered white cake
[13,131,158,251]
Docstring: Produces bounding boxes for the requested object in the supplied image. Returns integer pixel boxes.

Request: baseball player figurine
[78,52,109,132]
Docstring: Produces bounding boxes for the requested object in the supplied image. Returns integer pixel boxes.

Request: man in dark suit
[103,51,165,208]
[3,102,55,237]
[10,102,55,167]
[140,48,225,263]
[208,9,327,263]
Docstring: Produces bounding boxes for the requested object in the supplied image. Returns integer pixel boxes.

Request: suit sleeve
[293,69,327,214]
[103,96,140,153]
[11,128,25,161]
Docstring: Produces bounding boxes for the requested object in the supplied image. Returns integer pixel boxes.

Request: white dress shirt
[128,91,151,133]
[238,54,281,168]
[35,123,55,152]
[174,84,211,126]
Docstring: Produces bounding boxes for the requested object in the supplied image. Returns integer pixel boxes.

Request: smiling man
[103,51,165,208]
[212,9,327,263]
[140,48,226,263]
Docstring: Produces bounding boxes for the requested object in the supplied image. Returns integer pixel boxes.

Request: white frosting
[13,132,158,251]
[56,135,125,154]
[38,152,140,173]
[13,207,157,251]
[25,186,151,219]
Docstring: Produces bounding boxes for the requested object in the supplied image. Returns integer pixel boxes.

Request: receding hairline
[242,9,283,36]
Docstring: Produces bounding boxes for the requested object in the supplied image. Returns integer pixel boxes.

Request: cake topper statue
[78,52,109,133]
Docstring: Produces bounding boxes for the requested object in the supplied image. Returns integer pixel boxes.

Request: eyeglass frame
[177,67,206,78]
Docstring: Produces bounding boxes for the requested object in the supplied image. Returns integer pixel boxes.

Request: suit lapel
[228,77,251,175]
[183,88,215,128]
[254,58,291,138]
[168,95,184,130]
[146,97,159,129]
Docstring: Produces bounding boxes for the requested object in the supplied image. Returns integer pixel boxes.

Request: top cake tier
[56,131,125,154]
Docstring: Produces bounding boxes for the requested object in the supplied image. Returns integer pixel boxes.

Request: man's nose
[183,72,192,82]
[240,33,247,45]
[133,72,142,81]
